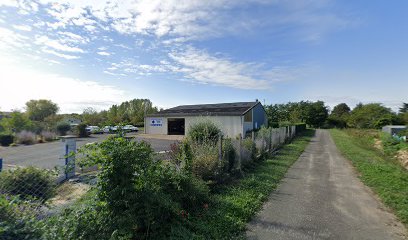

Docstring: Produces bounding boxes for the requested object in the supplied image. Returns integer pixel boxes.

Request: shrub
[16,130,36,145]
[75,136,209,239]
[133,122,144,128]
[76,123,89,138]
[56,122,71,136]
[41,131,56,142]
[242,138,257,164]
[222,138,236,172]
[397,129,408,138]
[190,142,224,181]
[168,140,193,172]
[188,119,221,144]
[0,134,14,146]
[0,195,43,239]
[0,167,56,201]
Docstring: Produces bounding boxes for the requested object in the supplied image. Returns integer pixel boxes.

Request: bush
[74,136,209,239]
[397,129,408,138]
[242,138,257,164]
[41,131,56,142]
[0,134,14,146]
[16,130,36,145]
[133,122,144,127]
[0,195,43,239]
[188,119,221,144]
[190,142,224,181]
[0,167,56,201]
[76,123,89,138]
[222,138,236,172]
[295,123,307,132]
[56,122,71,136]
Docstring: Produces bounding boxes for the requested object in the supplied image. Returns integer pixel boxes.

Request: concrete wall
[185,116,243,138]
[145,117,168,135]
[145,115,243,138]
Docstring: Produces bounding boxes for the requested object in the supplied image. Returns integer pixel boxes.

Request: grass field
[178,129,315,239]
[330,129,408,227]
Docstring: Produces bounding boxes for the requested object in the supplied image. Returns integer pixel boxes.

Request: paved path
[246,129,407,240]
[0,133,178,170]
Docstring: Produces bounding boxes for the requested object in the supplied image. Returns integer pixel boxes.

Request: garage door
[168,118,185,135]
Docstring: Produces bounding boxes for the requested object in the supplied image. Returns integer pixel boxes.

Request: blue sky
[0,0,407,113]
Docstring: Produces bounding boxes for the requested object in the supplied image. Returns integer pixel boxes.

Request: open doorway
[168,118,185,135]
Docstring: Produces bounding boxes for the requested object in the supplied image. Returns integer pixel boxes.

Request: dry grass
[50,182,90,207]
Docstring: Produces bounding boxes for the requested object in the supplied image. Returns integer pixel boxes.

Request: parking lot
[0,133,182,170]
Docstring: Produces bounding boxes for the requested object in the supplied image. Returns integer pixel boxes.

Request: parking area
[0,133,182,170]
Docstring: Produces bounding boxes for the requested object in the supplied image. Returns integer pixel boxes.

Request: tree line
[265,101,408,129]
[1,99,407,136]
[0,99,159,135]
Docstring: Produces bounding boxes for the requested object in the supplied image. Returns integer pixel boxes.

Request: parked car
[102,126,113,133]
[123,125,139,132]
[86,126,103,134]
[111,125,119,132]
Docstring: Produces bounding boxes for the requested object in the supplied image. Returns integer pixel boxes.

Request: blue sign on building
[150,118,163,127]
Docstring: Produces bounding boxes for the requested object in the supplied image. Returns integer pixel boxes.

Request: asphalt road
[0,133,179,170]
[246,129,407,240]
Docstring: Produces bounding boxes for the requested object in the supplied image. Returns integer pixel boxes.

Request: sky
[0,0,407,113]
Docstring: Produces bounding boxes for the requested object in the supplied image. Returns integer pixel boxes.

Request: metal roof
[147,101,261,117]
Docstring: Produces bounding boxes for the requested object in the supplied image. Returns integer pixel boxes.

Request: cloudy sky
[0,0,407,113]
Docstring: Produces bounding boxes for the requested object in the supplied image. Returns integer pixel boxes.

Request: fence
[157,125,301,172]
[230,125,297,171]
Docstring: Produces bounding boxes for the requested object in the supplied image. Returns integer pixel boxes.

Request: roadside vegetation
[330,129,408,226]
[0,120,311,239]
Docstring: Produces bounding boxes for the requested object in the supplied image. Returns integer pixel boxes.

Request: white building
[144,101,268,138]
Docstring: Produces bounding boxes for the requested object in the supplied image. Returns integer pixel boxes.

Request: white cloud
[168,47,271,90]
[0,57,129,113]
[0,27,29,50]
[35,35,85,53]
[41,48,80,59]
[31,0,349,43]
[58,31,89,44]
[97,51,110,56]
[12,24,32,31]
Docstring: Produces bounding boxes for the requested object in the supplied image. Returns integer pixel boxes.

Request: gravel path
[246,129,407,240]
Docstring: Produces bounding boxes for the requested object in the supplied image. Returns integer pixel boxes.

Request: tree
[25,99,59,121]
[348,103,394,129]
[106,99,158,125]
[82,107,105,126]
[0,111,32,133]
[303,101,329,128]
[331,103,351,118]
[328,103,351,128]
[399,103,408,113]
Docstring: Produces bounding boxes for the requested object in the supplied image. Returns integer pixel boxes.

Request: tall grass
[330,129,408,226]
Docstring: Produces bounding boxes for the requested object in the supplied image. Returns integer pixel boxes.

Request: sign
[150,118,163,127]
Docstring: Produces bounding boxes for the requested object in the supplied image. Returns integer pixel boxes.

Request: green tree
[0,111,32,133]
[303,101,329,128]
[348,103,394,129]
[106,99,158,125]
[328,103,351,128]
[25,99,59,121]
[82,107,105,126]
[399,103,408,114]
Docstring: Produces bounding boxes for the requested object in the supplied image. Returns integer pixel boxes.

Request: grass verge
[330,129,408,227]
[175,129,315,239]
